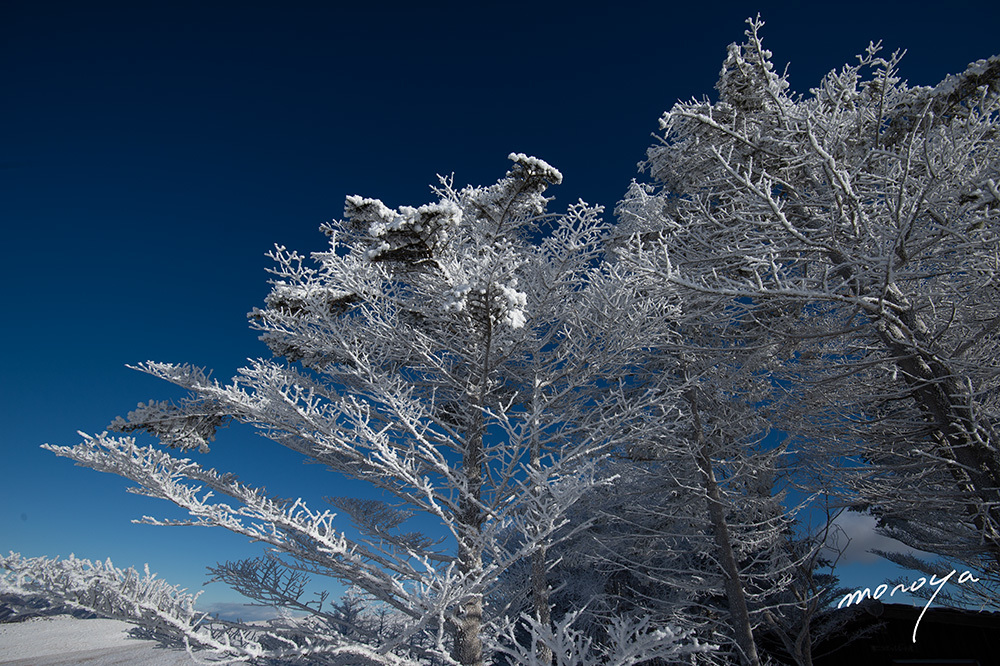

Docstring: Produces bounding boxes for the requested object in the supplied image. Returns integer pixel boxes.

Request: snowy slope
[0,615,196,665]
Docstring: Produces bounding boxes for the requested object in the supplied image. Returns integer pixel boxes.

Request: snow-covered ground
[0,615,196,665]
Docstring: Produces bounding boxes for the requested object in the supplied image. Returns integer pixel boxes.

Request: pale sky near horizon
[3,0,999,619]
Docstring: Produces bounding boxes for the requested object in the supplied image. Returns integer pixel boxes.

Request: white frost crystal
[500,283,527,328]
[508,152,563,185]
[355,198,462,261]
[443,283,472,312]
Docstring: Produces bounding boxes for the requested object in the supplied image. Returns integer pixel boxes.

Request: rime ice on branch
[619,13,1000,615]
[14,154,699,665]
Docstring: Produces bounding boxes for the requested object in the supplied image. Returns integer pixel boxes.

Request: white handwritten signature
[837,569,980,642]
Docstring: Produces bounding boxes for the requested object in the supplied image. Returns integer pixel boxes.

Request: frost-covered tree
[543,321,807,666]
[3,154,709,664]
[620,14,1000,587]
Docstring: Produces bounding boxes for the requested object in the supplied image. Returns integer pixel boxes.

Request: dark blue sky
[3,0,998,617]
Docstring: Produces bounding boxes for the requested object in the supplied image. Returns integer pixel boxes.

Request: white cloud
[825,511,934,565]
[198,601,283,622]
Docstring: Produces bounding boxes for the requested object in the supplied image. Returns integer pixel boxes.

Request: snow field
[0,615,195,665]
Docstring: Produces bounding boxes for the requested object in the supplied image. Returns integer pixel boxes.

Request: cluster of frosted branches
[489,610,715,666]
[0,552,420,665]
[7,153,697,665]
[619,15,1000,582]
[8,18,998,666]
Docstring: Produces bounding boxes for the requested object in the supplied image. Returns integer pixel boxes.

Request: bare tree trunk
[453,323,494,666]
[453,544,484,666]
[687,390,761,666]
[454,419,485,666]
[529,378,553,665]
[531,546,552,664]
[796,626,814,666]
[764,608,814,666]
[877,289,1000,567]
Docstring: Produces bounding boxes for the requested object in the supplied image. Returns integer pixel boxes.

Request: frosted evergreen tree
[539,300,806,666]
[620,13,1000,613]
[2,154,709,664]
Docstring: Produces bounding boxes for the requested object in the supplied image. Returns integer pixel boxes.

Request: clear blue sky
[3,0,998,619]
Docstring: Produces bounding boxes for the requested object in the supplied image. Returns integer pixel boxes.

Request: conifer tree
[620,12,1000,607]
[2,155,705,664]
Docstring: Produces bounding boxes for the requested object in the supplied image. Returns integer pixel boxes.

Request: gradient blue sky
[3,0,998,619]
